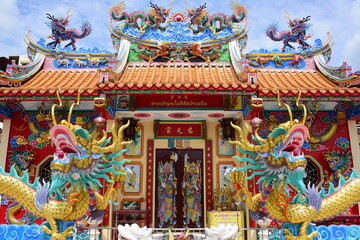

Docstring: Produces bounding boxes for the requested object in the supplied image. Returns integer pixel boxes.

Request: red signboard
[136,94,223,109]
[156,121,204,138]
[146,140,154,225]
[205,140,213,211]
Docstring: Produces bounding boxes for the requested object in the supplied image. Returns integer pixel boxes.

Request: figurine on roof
[110,1,171,33]
[266,12,312,52]
[186,1,247,34]
[45,9,92,50]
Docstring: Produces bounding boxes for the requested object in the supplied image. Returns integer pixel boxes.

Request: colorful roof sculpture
[0,1,359,101]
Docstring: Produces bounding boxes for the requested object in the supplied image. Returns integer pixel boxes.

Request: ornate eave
[314,54,360,87]
[25,31,113,59]
[109,21,249,48]
[0,52,45,86]
[244,33,333,70]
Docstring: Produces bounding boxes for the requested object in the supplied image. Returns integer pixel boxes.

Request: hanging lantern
[94,116,106,128]
[121,118,139,141]
[250,117,263,128]
[219,118,236,140]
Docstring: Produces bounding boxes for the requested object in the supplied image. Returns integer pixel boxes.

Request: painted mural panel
[122,162,143,195]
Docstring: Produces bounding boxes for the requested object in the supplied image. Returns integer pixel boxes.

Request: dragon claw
[284,228,318,240]
[42,225,74,240]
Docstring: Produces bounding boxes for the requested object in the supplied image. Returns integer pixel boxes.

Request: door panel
[155,149,204,228]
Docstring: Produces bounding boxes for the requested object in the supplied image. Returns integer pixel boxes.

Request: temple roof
[0,69,99,97]
[99,63,257,93]
[256,69,360,97]
[1,62,359,99]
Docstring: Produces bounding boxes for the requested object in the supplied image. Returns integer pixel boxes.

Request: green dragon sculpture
[229,90,360,240]
[186,1,247,34]
[110,1,171,33]
[0,90,131,240]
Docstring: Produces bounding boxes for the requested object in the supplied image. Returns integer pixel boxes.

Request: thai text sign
[136,94,223,109]
[156,121,204,139]
[208,211,244,240]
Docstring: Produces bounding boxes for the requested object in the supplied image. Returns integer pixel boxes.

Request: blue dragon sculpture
[266,15,312,51]
[45,10,92,50]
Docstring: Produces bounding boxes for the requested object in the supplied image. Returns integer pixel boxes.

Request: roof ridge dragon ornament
[266,12,312,52]
[228,90,360,239]
[110,1,172,33]
[45,9,92,50]
[0,89,132,239]
[186,1,247,34]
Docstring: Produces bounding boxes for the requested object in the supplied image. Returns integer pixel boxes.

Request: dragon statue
[186,1,247,34]
[110,1,171,33]
[45,10,92,50]
[228,90,360,240]
[266,13,312,51]
[324,149,352,188]
[8,148,35,177]
[0,90,131,240]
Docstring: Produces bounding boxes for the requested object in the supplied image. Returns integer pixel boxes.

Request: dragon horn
[229,121,268,152]
[275,89,293,125]
[67,88,82,127]
[284,10,291,20]
[51,89,63,125]
[301,16,311,23]
[66,8,73,20]
[46,13,55,21]
[295,89,307,125]
[169,0,175,9]
[198,3,207,11]
[92,120,132,154]
[150,2,160,10]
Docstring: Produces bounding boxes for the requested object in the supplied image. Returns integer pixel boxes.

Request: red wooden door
[155,149,204,228]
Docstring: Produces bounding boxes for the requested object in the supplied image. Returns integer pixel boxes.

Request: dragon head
[324,150,351,172]
[9,148,34,173]
[48,90,131,199]
[148,2,171,23]
[186,3,208,24]
[230,90,309,193]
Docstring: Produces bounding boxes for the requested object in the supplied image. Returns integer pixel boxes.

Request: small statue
[266,12,312,51]
[45,9,92,50]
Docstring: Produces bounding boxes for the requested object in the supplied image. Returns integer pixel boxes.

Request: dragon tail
[314,172,360,221]
[74,20,92,39]
[265,23,284,41]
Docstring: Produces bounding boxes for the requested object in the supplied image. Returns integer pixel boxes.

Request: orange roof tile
[256,69,360,97]
[1,64,359,99]
[0,69,100,97]
[98,63,257,92]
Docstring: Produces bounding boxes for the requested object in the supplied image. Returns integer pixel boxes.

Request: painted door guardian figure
[182,153,202,227]
[157,153,177,227]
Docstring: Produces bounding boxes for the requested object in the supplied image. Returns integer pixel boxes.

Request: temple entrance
[155,149,204,228]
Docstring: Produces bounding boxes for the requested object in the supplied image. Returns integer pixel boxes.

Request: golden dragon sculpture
[228,90,360,240]
[0,90,132,240]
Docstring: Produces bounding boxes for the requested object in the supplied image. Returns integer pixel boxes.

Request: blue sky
[1,0,359,71]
